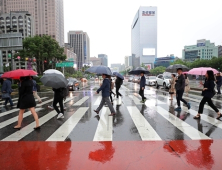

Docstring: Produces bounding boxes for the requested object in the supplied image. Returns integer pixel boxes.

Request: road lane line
[93,107,113,141]
[128,95,142,105]
[152,106,210,140]
[73,96,89,106]
[134,94,166,105]
[0,97,19,104]
[94,96,102,105]
[1,110,58,141]
[127,106,162,141]
[46,107,89,141]
[1,97,48,106]
[0,108,43,129]
[0,108,20,118]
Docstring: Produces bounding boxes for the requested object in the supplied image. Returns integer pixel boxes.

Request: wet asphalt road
[0,80,222,142]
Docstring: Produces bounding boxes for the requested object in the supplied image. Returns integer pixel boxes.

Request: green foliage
[11,84,18,89]
[149,66,166,75]
[121,68,131,76]
[141,63,148,70]
[170,59,190,67]
[17,35,66,74]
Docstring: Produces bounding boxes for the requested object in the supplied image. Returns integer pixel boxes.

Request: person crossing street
[139,72,147,103]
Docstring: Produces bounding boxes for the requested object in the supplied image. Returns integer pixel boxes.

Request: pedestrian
[14,76,40,130]
[193,70,222,120]
[94,74,116,116]
[31,76,42,103]
[169,74,176,100]
[184,74,190,95]
[107,75,115,105]
[174,68,191,111]
[216,73,222,95]
[1,78,13,107]
[139,72,147,103]
[53,88,65,119]
[115,76,123,98]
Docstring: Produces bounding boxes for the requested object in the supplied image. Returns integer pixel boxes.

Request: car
[146,76,157,86]
[128,76,133,82]
[156,74,171,89]
[67,78,80,91]
[132,76,140,83]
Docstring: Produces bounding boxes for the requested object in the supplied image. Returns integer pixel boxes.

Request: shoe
[193,115,201,119]
[48,105,54,109]
[94,110,99,114]
[109,113,116,116]
[13,126,21,130]
[187,103,191,110]
[39,101,42,104]
[216,113,222,120]
[57,113,64,119]
[174,107,181,111]
[34,126,41,130]
[64,108,67,111]
[140,100,145,103]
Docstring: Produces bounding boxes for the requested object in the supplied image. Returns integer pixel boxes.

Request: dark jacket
[53,88,64,100]
[216,76,222,86]
[1,79,12,93]
[97,78,110,97]
[140,75,146,88]
[17,79,36,109]
[32,79,37,91]
[175,74,185,91]
[202,79,215,98]
[115,77,123,87]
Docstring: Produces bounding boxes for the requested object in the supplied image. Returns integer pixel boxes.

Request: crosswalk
[0,88,222,142]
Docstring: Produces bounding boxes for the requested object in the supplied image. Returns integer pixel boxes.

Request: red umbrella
[1,69,37,79]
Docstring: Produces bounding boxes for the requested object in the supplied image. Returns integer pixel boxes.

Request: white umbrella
[43,69,64,77]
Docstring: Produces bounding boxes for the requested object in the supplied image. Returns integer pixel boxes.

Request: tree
[149,66,166,76]
[170,59,190,67]
[141,63,148,70]
[17,35,66,74]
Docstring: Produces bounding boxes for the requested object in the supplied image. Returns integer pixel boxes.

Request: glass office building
[131,6,157,69]
[154,56,175,68]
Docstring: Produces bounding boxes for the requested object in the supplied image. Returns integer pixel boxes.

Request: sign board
[144,64,152,70]
[0,33,23,51]
[197,39,206,47]
[56,62,74,68]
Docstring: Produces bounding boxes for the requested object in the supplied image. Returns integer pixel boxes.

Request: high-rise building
[182,39,219,61]
[89,57,102,66]
[218,46,222,57]
[98,54,108,66]
[68,31,90,69]
[0,0,64,46]
[154,55,176,68]
[125,56,129,68]
[131,6,157,69]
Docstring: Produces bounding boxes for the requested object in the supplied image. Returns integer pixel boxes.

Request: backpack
[60,87,69,100]
[120,79,123,85]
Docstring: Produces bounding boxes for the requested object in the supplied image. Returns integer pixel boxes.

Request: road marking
[46,107,89,141]
[94,96,102,105]
[0,108,43,129]
[0,97,19,104]
[121,85,130,91]
[2,110,58,141]
[134,94,166,105]
[1,97,48,106]
[153,106,210,140]
[128,95,142,105]
[93,107,113,141]
[188,109,222,130]
[0,108,20,118]
[73,96,89,106]
[37,99,54,106]
[127,106,162,141]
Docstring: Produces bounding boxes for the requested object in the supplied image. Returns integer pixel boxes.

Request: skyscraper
[0,0,64,46]
[98,54,108,66]
[131,6,157,69]
[68,31,90,69]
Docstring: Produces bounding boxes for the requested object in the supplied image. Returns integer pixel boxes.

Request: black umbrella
[128,67,150,75]
[113,72,124,80]
[40,73,68,89]
[85,66,112,75]
[166,64,189,73]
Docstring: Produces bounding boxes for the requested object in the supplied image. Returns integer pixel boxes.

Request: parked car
[67,78,80,91]
[128,76,134,82]
[146,76,157,86]
[132,76,140,83]
[156,74,171,89]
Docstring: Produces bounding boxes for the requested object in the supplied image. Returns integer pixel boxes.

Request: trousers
[53,98,64,114]
[139,88,146,101]
[176,90,187,107]
[198,96,219,113]
[4,94,13,106]
[217,85,221,94]
[33,91,41,102]
[96,97,115,113]
[116,85,122,98]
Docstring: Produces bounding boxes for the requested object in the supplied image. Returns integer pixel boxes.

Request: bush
[11,84,18,89]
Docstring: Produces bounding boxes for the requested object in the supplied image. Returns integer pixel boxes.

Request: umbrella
[128,67,150,75]
[188,67,219,75]
[40,73,68,89]
[113,72,124,80]
[44,69,64,77]
[166,64,189,73]
[85,66,112,75]
[1,69,37,79]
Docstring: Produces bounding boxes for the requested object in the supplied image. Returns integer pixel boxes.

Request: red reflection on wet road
[0,140,222,170]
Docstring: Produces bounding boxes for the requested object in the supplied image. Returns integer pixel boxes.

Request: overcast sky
[64,0,222,66]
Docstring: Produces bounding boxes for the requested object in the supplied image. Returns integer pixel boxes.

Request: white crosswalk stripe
[73,96,89,106]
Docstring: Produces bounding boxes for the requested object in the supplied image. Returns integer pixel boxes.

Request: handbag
[2,93,10,99]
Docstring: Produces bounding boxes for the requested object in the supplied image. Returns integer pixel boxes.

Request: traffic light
[44,60,47,63]
[8,54,11,58]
